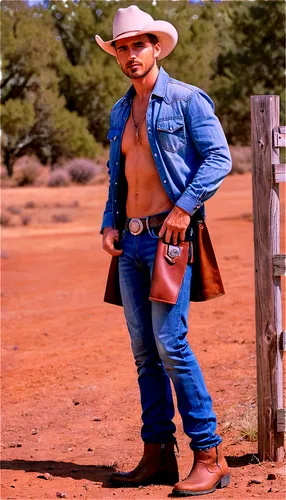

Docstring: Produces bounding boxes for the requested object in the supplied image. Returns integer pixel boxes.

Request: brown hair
[111,33,159,49]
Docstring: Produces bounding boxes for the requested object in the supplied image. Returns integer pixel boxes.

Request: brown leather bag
[149,240,190,304]
[190,218,225,302]
[104,254,122,306]
[103,219,225,306]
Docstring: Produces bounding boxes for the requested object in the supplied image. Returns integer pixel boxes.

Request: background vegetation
[1,0,285,177]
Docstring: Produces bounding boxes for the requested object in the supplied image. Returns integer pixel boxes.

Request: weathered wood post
[251,95,286,462]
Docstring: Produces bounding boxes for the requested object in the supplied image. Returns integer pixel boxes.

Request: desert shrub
[0,212,12,227]
[51,214,71,223]
[21,215,31,226]
[6,205,22,215]
[13,156,41,186]
[65,158,99,185]
[25,201,37,209]
[229,146,252,175]
[47,169,71,187]
[69,200,80,208]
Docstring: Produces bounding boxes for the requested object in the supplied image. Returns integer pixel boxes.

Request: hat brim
[95,20,178,60]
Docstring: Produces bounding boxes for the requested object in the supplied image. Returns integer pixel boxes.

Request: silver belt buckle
[128,218,144,235]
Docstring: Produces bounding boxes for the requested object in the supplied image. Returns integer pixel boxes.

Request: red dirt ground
[1,173,285,500]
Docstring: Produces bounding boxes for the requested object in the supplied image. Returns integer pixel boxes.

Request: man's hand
[158,206,191,245]
[102,227,123,256]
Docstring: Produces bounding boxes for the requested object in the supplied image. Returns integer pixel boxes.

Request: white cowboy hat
[95,5,178,60]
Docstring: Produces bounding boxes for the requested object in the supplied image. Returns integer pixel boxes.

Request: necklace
[131,100,146,141]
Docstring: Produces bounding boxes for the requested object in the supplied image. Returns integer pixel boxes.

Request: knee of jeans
[155,336,194,374]
[131,342,161,374]
[155,339,176,371]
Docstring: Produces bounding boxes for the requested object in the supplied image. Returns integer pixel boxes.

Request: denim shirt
[101,67,231,232]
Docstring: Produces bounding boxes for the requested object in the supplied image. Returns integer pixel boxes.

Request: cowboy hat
[95,5,178,60]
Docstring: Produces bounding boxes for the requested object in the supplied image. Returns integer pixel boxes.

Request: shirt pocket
[156,118,187,153]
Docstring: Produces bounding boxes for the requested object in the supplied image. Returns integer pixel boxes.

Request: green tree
[1,0,100,173]
[49,0,128,144]
[210,1,285,144]
[1,98,35,175]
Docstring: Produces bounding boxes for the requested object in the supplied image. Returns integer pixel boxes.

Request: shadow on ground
[226,454,260,468]
[1,460,115,487]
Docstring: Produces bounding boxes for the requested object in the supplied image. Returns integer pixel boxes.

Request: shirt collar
[123,66,169,104]
[151,66,169,98]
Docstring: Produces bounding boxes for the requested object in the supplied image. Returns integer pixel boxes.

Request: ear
[154,42,161,59]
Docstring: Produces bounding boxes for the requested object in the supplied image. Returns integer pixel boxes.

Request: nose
[127,48,137,60]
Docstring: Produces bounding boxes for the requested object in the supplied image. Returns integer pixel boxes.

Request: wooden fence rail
[251,95,286,462]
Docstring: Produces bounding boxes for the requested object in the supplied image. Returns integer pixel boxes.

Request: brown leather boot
[109,441,179,487]
[172,443,230,496]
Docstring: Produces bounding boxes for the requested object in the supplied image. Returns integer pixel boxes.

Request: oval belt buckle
[129,218,144,235]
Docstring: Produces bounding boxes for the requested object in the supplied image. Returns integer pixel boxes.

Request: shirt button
[170,127,173,131]
[115,182,118,185]
[147,127,151,131]
[116,211,119,214]
[113,136,117,140]
[163,180,167,183]
[154,153,158,157]
[116,162,119,165]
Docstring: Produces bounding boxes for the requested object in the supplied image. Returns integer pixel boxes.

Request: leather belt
[124,212,169,236]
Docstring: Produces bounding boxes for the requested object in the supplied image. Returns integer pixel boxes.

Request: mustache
[127,62,141,68]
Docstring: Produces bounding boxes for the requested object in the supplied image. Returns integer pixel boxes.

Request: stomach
[125,163,174,218]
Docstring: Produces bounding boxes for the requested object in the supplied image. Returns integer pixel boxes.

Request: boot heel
[218,473,230,489]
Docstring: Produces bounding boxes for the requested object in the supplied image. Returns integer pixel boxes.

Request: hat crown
[113,5,154,39]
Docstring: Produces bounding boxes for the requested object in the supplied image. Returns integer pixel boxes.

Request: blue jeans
[118,229,222,451]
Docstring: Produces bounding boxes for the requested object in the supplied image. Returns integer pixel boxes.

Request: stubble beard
[122,54,156,80]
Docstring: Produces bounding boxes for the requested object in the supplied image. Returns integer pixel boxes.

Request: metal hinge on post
[273,126,286,147]
[279,330,286,351]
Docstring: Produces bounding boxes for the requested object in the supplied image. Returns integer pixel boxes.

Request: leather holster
[149,240,190,305]
[103,214,225,306]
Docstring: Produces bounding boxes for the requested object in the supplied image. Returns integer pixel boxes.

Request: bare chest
[121,114,150,154]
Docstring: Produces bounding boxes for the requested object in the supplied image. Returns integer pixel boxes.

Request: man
[95,5,231,497]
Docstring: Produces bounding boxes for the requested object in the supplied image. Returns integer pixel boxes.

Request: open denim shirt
[101,67,232,233]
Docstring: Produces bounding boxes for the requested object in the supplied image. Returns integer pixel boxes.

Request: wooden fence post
[251,95,285,462]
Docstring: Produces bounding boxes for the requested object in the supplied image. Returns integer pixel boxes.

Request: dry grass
[238,408,258,442]
[220,402,258,442]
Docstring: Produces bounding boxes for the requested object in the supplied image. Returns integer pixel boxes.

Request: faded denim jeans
[118,229,222,450]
